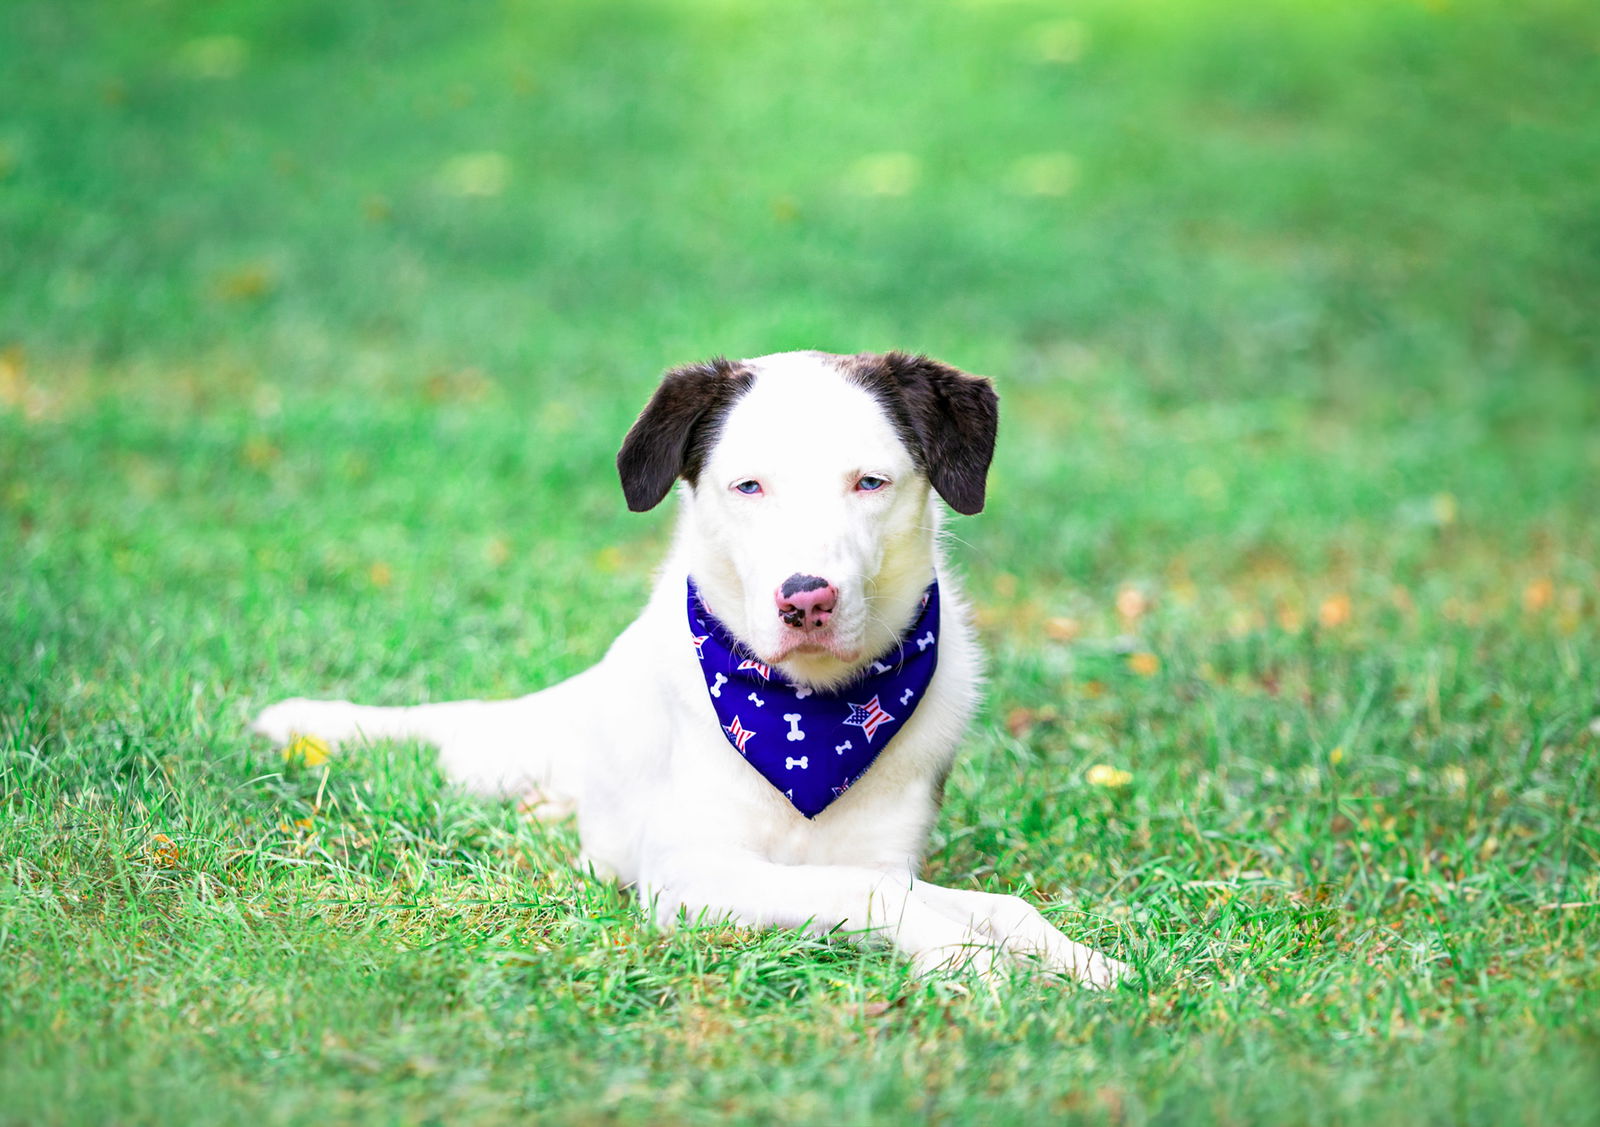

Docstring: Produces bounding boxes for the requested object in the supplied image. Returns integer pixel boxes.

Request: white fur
[253,351,1128,987]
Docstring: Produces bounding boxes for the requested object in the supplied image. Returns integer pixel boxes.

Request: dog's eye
[733,480,763,495]
[855,476,888,493]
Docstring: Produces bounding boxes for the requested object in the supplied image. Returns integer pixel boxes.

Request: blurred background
[3,2,1599,1121]
[3,0,1595,685]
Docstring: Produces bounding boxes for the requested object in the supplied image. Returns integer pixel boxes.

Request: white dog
[254,350,1128,986]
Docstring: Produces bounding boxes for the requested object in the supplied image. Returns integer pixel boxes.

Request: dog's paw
[251,697,357,747]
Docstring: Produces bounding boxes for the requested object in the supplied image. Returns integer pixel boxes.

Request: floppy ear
[616,358,754,512]
[875,352,1000,515]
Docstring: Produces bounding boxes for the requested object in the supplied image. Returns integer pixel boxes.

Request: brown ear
[615,358,755,512]
[854,352,999,515]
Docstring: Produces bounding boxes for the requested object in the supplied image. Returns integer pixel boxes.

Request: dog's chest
[745,788,936,870]
[659,720,942,872]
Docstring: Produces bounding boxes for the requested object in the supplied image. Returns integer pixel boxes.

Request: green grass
[3,0,1599,1122]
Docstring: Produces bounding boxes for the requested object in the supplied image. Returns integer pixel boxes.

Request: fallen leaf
[283,733,331,767]
[1318,594,1352,628]
[146,833,181,867]
[1086,764,1133,788]
[1126,652,1160,676]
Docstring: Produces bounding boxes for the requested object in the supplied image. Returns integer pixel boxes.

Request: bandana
[687,575,940,818]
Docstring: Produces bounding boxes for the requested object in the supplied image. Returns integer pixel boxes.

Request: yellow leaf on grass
[1126,652,1160,676]
[147,833,181,867]
[1087,764,1133,788]
[283,734,330,767]
[1318,593,1353,628]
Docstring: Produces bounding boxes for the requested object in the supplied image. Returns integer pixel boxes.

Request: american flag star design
[723,715,757,754]
[691,633,709,659]
[736,658,773,680]
[843,694,895,742]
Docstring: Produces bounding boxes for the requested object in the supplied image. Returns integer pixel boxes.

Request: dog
[253,350,1128,986]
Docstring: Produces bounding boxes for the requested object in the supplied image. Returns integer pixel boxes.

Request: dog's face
[617,350,998,684]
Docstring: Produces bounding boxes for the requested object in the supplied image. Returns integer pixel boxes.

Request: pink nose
[776,574,837,631]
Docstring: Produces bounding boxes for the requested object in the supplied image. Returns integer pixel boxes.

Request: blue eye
[856,476,888,492]
[733,480,763,495]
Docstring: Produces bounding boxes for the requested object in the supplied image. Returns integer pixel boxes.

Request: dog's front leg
[638,852,1003,979]
[912,883,1130,989]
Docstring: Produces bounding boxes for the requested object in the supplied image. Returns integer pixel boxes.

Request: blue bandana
[687,576,940,818]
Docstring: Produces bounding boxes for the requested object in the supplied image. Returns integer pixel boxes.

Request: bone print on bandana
[687,576,940,819]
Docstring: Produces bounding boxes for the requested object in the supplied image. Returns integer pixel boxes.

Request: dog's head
[617,350,998,686]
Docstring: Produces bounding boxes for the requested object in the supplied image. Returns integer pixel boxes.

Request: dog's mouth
[763,632,862,666]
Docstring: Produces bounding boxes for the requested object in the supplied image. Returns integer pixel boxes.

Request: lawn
[2,0,1598,1123]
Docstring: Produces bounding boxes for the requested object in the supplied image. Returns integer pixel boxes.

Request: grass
[2,0,1598,1122]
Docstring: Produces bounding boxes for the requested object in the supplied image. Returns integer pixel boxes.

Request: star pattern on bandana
[723,715,756,753]
[736,658,772,680]
[691,634,709,659]
[843,694,895,742]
